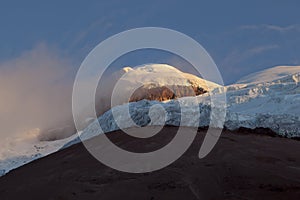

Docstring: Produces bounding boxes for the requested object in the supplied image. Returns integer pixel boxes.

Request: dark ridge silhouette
[0,127,299,200]
[225,127,280,137]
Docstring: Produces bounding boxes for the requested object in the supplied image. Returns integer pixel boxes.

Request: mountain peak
[237,65,300,84]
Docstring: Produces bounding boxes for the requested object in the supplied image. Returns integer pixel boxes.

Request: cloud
[221,44,279,69]
[70,18,112,48]
[247,44,279,54]
[239,24,300,33]
[0,43,75,140]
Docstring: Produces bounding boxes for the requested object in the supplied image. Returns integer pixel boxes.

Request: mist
[0,44,75,142]
[0,45,202,143]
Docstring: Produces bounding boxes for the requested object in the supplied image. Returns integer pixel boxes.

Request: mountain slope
[0,129,78,176]
[237,65,300,84]
[1,65,300,177]
[0,127,299,200]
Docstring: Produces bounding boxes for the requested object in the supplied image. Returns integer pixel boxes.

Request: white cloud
[0,43,74,139]
[221,44,279,68]
[239,24,300,33]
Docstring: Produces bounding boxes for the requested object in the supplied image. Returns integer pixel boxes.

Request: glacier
[70,69,300,144]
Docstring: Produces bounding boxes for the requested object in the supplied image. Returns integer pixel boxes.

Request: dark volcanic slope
[0,127,299,200]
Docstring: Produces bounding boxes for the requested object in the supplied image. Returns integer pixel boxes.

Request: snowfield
[0,129,79,176]
[1,65,300,176]
[225,68,300,137]
[237,66,300,84]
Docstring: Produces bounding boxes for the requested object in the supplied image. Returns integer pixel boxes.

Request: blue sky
[1,0,300,83]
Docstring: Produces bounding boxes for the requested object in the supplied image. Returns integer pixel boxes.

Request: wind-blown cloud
[221,44,279,72]
[0,43,75,141]
[239,24,300,33]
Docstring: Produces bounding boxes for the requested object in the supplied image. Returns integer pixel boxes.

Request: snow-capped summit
[118,64,221,102]
[237,65,300,84]
[97,64,221,113]
[116,64,221,92]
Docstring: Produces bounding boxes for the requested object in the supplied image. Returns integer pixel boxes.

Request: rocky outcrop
[129,84,207,102]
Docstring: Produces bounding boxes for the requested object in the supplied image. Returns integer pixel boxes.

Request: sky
[1,0,300,137]
[1,0,300,83]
